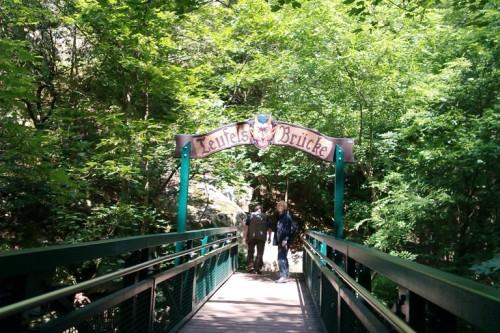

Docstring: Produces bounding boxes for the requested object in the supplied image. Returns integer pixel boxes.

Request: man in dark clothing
[269,201,297,283]
[244,205,268,274]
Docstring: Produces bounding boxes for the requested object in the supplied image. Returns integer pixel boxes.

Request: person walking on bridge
[270,201,297,283]
[244,205,269,274]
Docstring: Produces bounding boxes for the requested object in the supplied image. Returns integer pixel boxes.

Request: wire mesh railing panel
[48,287,153,333]
[309,255,321,308]
[304,249,313,291]
[213,250,231,288]
[0,229,238,333]
[320,273,338,332]
[152,267,194,333]
[195,256,217,304]
[303,237,323,308]
[339,298,369,333]
[194,247,233,305]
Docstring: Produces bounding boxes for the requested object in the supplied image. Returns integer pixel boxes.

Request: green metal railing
[304,230,500,333]
[0,227,238,333]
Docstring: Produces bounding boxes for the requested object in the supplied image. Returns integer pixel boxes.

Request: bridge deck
[180,272,324,333]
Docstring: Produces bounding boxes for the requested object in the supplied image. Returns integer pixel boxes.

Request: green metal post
[320,242,327,266]
[176,142,191,265]
[320,243,327,256]
[334,144,345,239]
[200,236,208,256]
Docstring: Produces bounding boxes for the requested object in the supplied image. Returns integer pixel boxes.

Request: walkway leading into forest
[180,272,324,333]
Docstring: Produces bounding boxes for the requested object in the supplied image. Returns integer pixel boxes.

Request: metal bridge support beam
[176,142,191,265]
[334,144,345,239]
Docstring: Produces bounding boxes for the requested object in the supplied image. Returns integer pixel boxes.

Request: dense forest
[0,0,498,287]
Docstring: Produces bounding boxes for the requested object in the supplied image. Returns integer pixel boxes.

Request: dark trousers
[247,239,266,272]
[278,245,289,278]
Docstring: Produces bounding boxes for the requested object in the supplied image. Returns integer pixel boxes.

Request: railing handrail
[0,234,237,320]
[306,230,500,332]
[303,242,414,333]
[0,227,237,278]
[307,231,499,300]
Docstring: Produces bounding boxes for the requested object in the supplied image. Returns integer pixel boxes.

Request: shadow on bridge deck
[180,272,324,333]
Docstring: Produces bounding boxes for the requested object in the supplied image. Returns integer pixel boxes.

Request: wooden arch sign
[175,114,354,162]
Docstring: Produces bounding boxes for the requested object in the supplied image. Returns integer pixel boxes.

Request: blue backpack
[289,214,298,241]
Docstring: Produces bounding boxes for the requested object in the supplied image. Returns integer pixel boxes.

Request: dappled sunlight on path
[180,272,324,333]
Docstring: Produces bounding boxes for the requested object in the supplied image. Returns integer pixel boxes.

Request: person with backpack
[244,204,269,274]
[269,201,297,283]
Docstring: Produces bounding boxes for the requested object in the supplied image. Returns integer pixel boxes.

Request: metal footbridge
[1,117,499,332]
[0,227,499,333]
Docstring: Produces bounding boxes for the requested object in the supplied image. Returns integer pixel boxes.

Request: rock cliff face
[185,179,252,230]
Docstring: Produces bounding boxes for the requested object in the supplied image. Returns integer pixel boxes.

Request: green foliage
[371,273,398,307]
[0,39,34,109]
